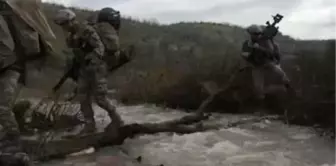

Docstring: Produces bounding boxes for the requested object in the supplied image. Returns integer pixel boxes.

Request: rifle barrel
[52,68,73,92]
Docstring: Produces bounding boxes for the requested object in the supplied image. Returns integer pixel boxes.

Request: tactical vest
[243,39,277,66]
[72,22,133,73]
[79,22,132,72]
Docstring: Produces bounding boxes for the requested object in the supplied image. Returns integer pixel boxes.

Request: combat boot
[62,122,96,139]
[284,83,297,98]
[78,121,96,135]
[111,115,124,128]
[107,109,124,128]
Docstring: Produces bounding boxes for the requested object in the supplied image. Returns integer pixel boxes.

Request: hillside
[40,3,330,65]
[4,4,330,137]
[22,3,335,131]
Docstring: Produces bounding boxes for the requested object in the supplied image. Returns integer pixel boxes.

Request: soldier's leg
[251,67,265,100]
[0,70,22,153]
[77,77,96,133]
[265,63,290,83]
[92,64,123,127]
[265,63,295,95]
[94,82,123,127]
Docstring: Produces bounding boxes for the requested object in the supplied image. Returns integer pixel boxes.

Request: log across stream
[17,100,335,166]
[21,111,211,160]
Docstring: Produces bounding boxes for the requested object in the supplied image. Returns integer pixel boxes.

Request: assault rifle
[52,56,80,92]
[261,13,284,40]
[52,45,135,92]
[251,13,283,64]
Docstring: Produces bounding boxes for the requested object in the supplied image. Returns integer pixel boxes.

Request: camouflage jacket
[66,22,105,65]
[66,22,134,72]
[94,22,119,53]
[241,39,280,66]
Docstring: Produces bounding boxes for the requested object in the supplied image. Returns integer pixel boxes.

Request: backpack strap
[0,2,26,84]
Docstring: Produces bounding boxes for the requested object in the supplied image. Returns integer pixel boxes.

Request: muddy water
[27,101,334,166]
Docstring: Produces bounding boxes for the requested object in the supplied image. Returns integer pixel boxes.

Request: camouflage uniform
[13,100,85,132]
[56,14,123,133]
[95,22,122,70]
[0,0,55,163]
[0,10,39,153]
[241,25,291,100]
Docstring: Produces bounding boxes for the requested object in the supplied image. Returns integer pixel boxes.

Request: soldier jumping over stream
[241,24,296,107]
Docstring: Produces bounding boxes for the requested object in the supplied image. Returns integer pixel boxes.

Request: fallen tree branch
[21,112,211,160]
[22,113,281,161]
[197,66,251,114]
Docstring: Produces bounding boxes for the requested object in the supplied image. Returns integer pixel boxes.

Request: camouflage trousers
[77,57,123,128]
[251,62,290,100]
[0,70,22,153]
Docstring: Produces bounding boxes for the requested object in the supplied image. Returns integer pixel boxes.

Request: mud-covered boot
[104,121,122,142]
[65,121,97,138]
[107,111,124,128]
[78,121,96,136]
[284,83,297,98]
[103,111,124,142]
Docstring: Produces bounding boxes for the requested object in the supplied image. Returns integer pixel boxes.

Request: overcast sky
[43,0,335,40]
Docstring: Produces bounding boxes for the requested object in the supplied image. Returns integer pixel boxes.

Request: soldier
[95,7,128,72]
[13,100,85,133]
[53,9,124,135]
[241,25,295,104]
[0,0,56,164]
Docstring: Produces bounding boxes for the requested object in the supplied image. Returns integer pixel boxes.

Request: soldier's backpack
[94,7,134,71]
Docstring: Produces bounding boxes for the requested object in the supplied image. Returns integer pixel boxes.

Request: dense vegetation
[25,3,334,132]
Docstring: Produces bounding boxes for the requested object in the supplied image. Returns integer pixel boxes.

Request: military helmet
[97,7,121,31]
[246,24,263,34]
[54,9,76,25]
